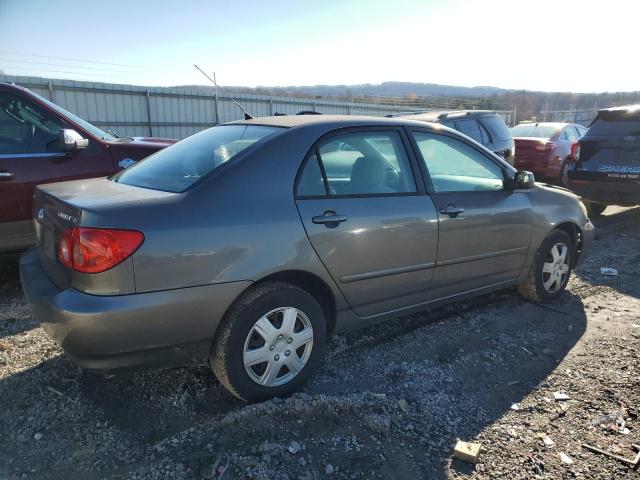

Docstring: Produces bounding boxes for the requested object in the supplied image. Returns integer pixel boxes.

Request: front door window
[0,92,65,155]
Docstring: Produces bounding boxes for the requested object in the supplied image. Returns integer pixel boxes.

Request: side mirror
[59,129,89,153]
[514,170,535,190]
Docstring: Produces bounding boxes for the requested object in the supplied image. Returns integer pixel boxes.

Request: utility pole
[213,72,220,124]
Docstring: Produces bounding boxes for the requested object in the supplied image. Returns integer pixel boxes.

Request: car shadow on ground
[0,286,588,479]
[307,290,588,478]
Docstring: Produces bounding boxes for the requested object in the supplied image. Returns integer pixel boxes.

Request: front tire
[518,230,574,303]
[211,281,326,402]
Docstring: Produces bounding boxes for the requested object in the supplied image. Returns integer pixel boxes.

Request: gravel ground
[1,206,639,480]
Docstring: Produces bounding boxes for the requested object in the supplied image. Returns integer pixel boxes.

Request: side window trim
[478,119,493,144]
[314,147,331,196]
[295,126,426,199]
[407,127,510,195]
[294,149,329,199]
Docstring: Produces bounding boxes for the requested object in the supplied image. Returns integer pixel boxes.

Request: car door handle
[439,204,465,218]
[312,211,348,227]
[0,171,14,181]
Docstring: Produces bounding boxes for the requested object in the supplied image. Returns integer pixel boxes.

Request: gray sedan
[20,115,594,402]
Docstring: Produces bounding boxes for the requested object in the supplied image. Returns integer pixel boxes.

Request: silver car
[20,115,594,402]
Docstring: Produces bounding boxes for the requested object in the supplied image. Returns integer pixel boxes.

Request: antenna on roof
[194,64,254,120]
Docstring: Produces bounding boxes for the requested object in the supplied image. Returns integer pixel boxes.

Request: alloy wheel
[542,242,570,293]
[243,307,314,387]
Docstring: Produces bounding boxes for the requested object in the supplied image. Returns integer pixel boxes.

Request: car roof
[598,104,640,113]
[226,114,444,129]
[513,122,573,128]
[396,110,497,122]
[0,82,31,93]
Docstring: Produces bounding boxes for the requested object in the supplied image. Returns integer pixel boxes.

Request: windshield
[29,90,114,141]
[510,124,558,139]
[113,125,284,192]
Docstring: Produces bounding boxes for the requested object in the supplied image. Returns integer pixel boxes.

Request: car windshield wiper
[103,129,120,140]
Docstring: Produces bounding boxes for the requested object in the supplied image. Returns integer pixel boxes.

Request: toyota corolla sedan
[20,115,594,402]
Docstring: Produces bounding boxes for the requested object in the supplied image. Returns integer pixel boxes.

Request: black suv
[391,110,515,165]
[569,105,640,215]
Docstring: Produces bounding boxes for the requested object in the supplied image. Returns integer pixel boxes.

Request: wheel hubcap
[243,307,313,387]
[542,242,570,293]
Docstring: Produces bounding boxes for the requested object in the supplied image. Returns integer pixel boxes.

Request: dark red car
[511,122,587,187]
[0,83,176,254]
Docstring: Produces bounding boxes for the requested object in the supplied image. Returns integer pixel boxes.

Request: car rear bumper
[569,178,640,206]
[20,247,251,370]
[514,155,556,179]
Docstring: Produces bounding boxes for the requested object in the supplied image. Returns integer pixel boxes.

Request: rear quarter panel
[124,126,352,316]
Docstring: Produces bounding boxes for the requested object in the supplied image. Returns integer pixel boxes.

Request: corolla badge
[37,208,45,222]
[118,158,137,169]
[57,211,78,224]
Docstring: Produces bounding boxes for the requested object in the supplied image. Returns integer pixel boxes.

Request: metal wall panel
[2,74,514,139]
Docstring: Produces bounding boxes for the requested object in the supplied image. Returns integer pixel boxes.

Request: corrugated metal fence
[537,109,598,126]
[1,74,515,139]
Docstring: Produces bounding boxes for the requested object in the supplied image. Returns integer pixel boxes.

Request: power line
[0,50,161,70]
[0,65,132,80]
[0,57,134,74]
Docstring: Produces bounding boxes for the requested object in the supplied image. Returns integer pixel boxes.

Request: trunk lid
[514,138,554,163]
[33,177,178,293]
[33,189,83,290]
[514,137,552,151]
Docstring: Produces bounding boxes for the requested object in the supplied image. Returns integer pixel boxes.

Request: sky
[0,0,638,93]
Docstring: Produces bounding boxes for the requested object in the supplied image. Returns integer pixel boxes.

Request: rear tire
[211,281,326,402]
[518,230,574,303]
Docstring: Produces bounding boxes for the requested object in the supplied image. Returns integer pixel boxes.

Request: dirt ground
[1,206,639,480]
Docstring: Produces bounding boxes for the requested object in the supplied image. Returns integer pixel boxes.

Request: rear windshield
[113,125,284,192]
[587,116,640,137]
[480,115,512,141]
[510,124,558,139]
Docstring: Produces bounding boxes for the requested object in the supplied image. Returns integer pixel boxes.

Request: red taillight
[57,227,144,273]
[571,143,581,163]
[535,142,555,152]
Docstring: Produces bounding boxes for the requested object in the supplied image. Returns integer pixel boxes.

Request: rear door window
[480,115,512,141]
[455,119,483,143]
[564,127,579,142]
[114,125,284,192]
[297,131,417,197]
